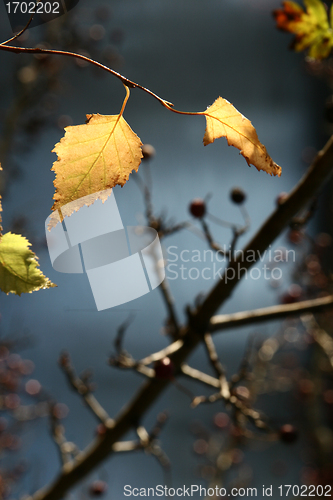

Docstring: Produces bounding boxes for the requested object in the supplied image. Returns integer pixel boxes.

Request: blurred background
[0,0,333,497]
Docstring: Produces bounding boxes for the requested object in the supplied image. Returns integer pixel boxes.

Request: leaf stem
[0,43,175,108]
[119,85,130,117]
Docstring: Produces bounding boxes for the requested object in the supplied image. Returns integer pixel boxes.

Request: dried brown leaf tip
[202,97,281,177]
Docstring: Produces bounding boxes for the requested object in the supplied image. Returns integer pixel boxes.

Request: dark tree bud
[230,187,246,204]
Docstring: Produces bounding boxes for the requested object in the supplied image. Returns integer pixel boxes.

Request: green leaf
[274,0,333,59]
[304,0,329,29]
[0,232,56,295]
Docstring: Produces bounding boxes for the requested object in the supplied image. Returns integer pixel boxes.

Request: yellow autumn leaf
[0,164,2,239]
[201,97,281,177]
[0,232,56,295]
[51,112,143,217]
[274,0,333,60]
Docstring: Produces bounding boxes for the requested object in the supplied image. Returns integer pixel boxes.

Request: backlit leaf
[202,97,281,176]
[0,165,2,239]
[51,113,143,218]
[0,232,56,295]
[274,0,333,59]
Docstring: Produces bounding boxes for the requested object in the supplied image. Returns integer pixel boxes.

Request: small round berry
[154,357,175,379]
[189,199,206,218]
[96,423,107,436]
[89,480,108,496]
[280,284,302,304]
[141,144,156,160]
[287,229,304,245]
[279,424,298,444]
[230,187,246,204]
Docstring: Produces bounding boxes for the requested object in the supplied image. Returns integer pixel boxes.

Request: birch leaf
[0,164,2,239]
[202,97,281,176]
[51,113,143,217]
[274,0,333,59]
[0,232,56,295]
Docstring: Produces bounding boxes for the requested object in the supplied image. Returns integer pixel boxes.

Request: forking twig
[58,352,112,426]
[1,0,41,46]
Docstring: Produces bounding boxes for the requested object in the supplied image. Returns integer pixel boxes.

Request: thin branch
[0,44,174,108]
[230,335,255,388]
[109,353,155,378]
[200,219,225,253]
[133,174,182,334]
[193,135,333,328]
[301,314,333,368]
[139,339,184,365]
[114,314,136,355]
[59,353,112,425]
[203,333,230,399]
[206,212,238,229]
[110,339,183,378]
[112,440,140,452]
[180,364,220,389]
[210,294,333,333]
[191,392,223,408]
[158,277,181,335]
[0,0,40,46]
[27,138,333,500]
[49,403,78,465]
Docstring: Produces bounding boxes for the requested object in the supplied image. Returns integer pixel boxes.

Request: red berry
[280,284,302,304]
[279,424,298,444]
[287,229,304,245]
[96,423,107,436]
[141,144,156,160]
[89,480,108,496]
[230,187,246,204]
[189,199,206,218]
[154,357,175,379]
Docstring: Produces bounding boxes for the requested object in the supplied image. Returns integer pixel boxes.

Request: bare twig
[230,335,255,388]
[1,0,40,46]
[193,136,333,328]
[49,402,79,465]
[301,314,333,368]
[109,352,155,378]
[110,339,183,379]
[203,333,230,399]
[114,314,136,355]
[114,418,171,475]
[27,137,333,500]
[139,339,184,365]
[180,364,220,389]
[0,44,174,108]
[201,219,225,253]
[210,294,333,333]
[59,353,112,425]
